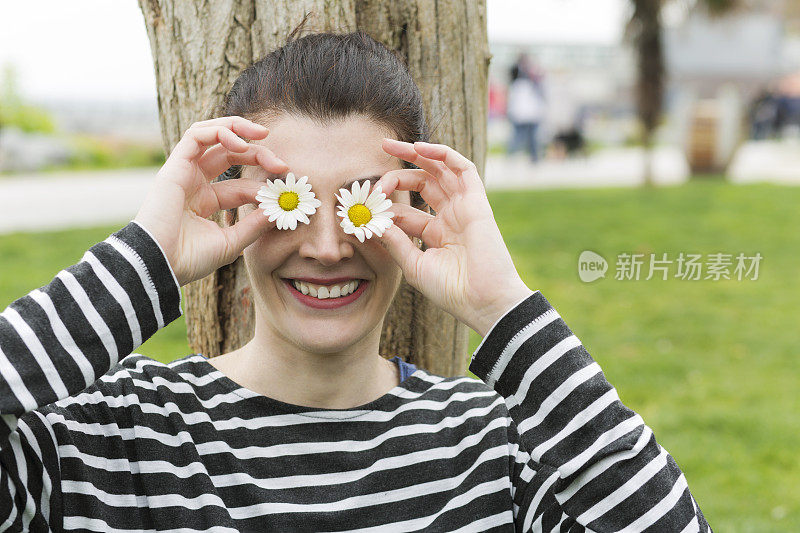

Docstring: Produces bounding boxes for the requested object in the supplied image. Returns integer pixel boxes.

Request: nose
[297,198,354,266]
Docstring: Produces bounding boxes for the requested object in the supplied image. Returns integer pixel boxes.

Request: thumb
[220,208,271,262]
[377,223,423,285]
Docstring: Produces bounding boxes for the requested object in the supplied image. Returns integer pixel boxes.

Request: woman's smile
[282,277,370,310]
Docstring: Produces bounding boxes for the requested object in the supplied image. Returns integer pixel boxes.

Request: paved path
[7,142,788,235]
[728,140,800,184]
[0,168,158,234]
[484,147,689,190]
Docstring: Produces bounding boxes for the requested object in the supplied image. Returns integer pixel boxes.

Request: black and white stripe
[469,291,712,531]
[1,221,710,531]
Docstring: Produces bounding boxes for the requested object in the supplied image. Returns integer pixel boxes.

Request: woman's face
[238,113,411,354]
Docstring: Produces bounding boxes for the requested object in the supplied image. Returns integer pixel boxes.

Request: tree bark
[629,0,664,188]
[138,0,489,377]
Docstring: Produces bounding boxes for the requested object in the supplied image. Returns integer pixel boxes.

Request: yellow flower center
[348,204,372,227]
[278,191,299,211]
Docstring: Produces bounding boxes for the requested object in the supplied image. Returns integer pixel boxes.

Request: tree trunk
[138,0,490,377]
[629,0,664,187]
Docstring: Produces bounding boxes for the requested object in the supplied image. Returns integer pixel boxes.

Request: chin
[291,326,366,354]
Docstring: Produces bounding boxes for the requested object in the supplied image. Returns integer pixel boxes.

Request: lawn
[1,179,798,530]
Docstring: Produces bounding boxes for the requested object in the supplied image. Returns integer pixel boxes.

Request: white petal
[257,191,279,202]
[296,175,308,186]
[286,172,295,186]
[266,180,281,194]
[298,203,317,215]
[356,181,370,203]
[278,212,289,229]
[288,216,298,231]
[353,226,366,243]
[341,188,355,205]
[365,193,380,209]
[362,226,373,239]
[373,199,393,213]
[371,219,391,233]
[296,211,310,225]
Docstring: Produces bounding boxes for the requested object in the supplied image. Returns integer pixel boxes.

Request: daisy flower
[335,180,394,243]
[256,172,322,231]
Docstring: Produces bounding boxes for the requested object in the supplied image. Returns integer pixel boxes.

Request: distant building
[664,10,786,100]
[35,98,161,143]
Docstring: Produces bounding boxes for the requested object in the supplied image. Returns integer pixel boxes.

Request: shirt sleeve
[469,290,712,532]
[0,220,182,530]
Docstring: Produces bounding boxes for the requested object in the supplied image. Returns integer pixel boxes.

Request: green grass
[0,225,190,359]
[2,180,798,530]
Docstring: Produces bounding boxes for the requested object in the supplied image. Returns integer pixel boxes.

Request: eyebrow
[256,172,383,190]
[341,175,381,189]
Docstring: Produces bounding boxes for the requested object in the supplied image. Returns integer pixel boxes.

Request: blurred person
[749,89,778,140]
[0,28,712,531]
[506,59,546,162]
[552,105,589,159]
[489,77,506,121]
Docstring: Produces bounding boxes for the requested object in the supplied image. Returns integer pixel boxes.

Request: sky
[0,0,628,102]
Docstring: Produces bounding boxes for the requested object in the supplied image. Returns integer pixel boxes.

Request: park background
[1,0,799,530]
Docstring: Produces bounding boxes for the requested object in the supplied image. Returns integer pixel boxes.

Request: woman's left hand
[376,139,534,337]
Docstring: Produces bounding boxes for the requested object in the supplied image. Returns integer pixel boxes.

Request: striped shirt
[0,221,711,532]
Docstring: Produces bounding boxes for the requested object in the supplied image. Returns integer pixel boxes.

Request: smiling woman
[0,24,712,533]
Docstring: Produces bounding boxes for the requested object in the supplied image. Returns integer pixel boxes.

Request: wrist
[471,284,536,337]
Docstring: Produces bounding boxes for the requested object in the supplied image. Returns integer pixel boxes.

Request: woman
[0,30,710,532]
[506,60,545,163]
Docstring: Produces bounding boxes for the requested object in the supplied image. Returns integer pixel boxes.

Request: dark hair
[219,17,429,210]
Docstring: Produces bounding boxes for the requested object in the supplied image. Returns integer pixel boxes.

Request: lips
[283,278,369,310]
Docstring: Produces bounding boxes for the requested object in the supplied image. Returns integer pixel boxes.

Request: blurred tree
[0,64,56,135]
[627,0,739,185]
[138,1,490,377]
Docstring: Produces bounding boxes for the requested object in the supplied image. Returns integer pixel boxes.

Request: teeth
[291,279,361,299]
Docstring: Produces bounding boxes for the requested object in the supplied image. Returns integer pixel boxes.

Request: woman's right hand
[134,116,288,286]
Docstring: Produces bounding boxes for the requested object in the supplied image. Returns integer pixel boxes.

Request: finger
[189,179,264,218]
[376,169,448,212]
[189,116,269,140]
[391,202,443,248]
[170,125,252,165]
[198,142,288,179]
[218,205,274,262]
[413,141,484,193]
[376,223,424,286]
[382,138,459,195]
